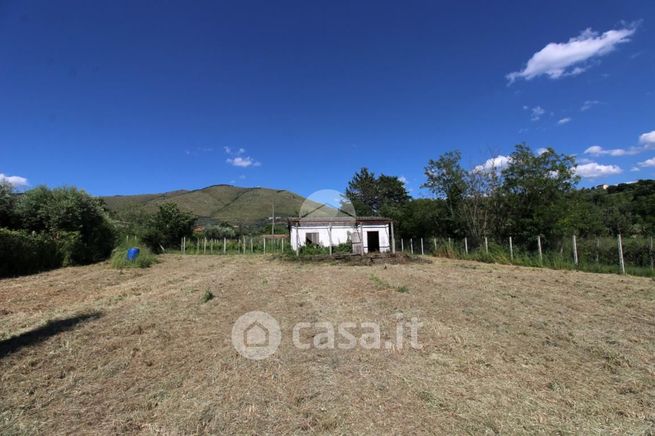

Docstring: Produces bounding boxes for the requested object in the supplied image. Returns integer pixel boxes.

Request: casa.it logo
[231,311,282,360]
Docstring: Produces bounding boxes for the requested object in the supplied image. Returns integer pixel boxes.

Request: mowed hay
[0,255,654,434]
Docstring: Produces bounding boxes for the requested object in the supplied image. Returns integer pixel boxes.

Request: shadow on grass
[0,311,102,359]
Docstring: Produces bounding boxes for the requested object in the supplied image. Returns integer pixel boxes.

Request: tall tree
[422,151,467,223]
[142,203,195,251]
[499,144,578,242]
[0,182,17,228]
[345,168,409,216]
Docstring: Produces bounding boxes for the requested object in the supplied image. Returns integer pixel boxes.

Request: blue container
[127,247,140,261]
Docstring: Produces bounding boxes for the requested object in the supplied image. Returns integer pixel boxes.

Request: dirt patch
[0,255,654,434]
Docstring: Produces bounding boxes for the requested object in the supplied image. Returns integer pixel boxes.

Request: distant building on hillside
[288,217,394,254]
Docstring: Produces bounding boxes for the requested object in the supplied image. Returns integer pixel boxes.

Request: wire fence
[129,233,655,277]
[396,235,655,277]
[179,236,288,255]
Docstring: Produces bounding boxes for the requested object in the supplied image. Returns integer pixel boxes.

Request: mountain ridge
[101,184,330,225]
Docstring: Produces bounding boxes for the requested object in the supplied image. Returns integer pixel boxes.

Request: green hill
[102,184,333,226]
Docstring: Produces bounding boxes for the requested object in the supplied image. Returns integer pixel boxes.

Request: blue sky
[1,0,654,197]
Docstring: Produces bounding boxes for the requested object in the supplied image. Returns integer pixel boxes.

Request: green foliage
[0,182,18,229]
[201,223,238,239]
[14,186,116,265]
[110,243,158,269]
[142,203,195,252]
[200,290,215,303]
[0,228,63,277]
[422,151,468,220]
[396,198,450,238]
[345,168,409,216]
[499,145,579,242]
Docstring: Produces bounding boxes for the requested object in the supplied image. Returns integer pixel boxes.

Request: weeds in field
[370,274,409,293]
[110,243,158,269]
[200,290,214,303]
[422,237,655,278]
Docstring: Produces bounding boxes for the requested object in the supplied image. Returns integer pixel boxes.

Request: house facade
[288,217,395,254]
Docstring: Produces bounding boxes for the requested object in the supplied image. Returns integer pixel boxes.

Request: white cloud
[531,106,545,121]
[536,147,549,155]
[638,157,655,168]
[630,166,640,172]
[226,156,261,168]
[584,145,640,157]
[398,176,408,185]
[557,117,571,125]
[639,130,655,147]
[507,26,636,82]
[474,155,511,173]
[580,100,600,111]
[0,173,28,187]
[224,147,260,168]
[224,146,246,155]
[574,162,622,178]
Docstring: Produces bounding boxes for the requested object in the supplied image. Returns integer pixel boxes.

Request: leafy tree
[15,186,116,264]
[396,199,450,238]
[0,182,18,228]
[422,151,467,223]
[345,168,409,216]
[499,145,578,242]
[142,202,195,251]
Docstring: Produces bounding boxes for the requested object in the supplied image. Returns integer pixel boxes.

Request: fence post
[537,235,543,264]
[618,234,626,275]
[650,236,654,272]
[464,237,468,255]
[401,239,404,252]
[485,236,488,255]
[434,237,437,253]
[420,238,424,255]
[410,239,414,255]
[390,222,396,254]
[572,235,578,267]
[204,238,207,255]
[596,237,600,264]
[263,237,266,254]
[509,236,513,262]
[250,237,253,253]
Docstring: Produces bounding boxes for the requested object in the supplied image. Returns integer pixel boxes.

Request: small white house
[288,217,395,254]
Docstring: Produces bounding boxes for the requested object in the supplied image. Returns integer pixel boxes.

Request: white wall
[290,223,391,253]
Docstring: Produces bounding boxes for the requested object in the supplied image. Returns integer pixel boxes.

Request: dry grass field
[1,255,654,434]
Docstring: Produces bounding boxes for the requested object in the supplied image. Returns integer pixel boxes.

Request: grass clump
[110,243,158,269]
[200,290,214,303]
[370,274,409,293]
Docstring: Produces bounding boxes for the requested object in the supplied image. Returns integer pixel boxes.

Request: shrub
[16,186,116,264]
[0,228,63,277]
[142,203,195,252]
[200,290,214,303]
[110,243,158,269]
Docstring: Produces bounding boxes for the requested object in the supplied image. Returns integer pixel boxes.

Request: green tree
[422,151,467,227]
[15,186,116,264]
[396,199,450,238]
[0,182,18,228]
[142,203,195,251]
[499,145,579,242]
[345,168,409,216]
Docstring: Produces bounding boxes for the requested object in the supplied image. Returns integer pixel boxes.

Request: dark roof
[288,216,392,225]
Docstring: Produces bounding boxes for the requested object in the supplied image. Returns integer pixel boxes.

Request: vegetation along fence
[156,233,655,278]
[397,234,654,277]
